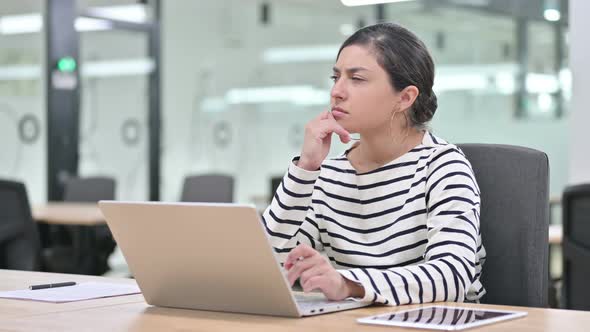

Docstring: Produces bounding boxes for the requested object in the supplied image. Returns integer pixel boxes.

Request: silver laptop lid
[99,201,302,317]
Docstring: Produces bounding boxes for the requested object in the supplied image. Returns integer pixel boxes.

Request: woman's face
[330,44,400,135]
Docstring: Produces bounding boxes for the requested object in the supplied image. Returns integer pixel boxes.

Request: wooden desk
[2,271,590,332]
[33,202,105,226]
[33,203,107,275]
[0,270,143,320]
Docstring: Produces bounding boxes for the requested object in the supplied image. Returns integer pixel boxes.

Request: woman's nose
[330,80,346,100]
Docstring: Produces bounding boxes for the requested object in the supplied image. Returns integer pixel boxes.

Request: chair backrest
[181,174,234,203]
[458,144,549,308]
[0,179,40,270]
[63,176,116,202]
[561,183,590,310]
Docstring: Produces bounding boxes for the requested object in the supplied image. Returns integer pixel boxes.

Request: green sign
[57,57,77,72]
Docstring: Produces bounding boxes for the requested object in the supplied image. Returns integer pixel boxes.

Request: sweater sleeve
[261,157,324,264]
[337,146,483,305]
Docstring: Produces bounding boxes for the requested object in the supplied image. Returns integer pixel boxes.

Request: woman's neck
[349,127,425,173]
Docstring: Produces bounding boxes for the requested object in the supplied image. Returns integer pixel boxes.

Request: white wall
[569,0,590,184]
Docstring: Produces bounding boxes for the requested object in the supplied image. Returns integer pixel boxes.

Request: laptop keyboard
[294,292,349,311]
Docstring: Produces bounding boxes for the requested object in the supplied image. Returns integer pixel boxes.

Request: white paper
[0,282,141,303]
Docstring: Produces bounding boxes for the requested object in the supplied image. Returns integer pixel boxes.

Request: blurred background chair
[561,183,590,310]
[459,144,549,308]
[41,176,116,275]
[180,174,234,203]
[63,176,115,202]
[0,179,41,270]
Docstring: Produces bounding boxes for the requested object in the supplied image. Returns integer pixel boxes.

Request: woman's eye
[352,77,364,81]
[330,75,338,82]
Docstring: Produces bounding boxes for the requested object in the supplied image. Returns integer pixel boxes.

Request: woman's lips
[331,107,348,119]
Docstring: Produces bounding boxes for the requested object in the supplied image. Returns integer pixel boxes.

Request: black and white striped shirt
[262,132,486,305]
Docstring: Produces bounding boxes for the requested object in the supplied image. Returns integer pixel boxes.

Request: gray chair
[181,174,234,203]
[0,179,40,270]
[561,183,590,310]
[46,176,116,275]
[63,176,115,203]
[458,144,549,308]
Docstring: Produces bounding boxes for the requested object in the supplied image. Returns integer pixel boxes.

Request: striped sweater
[261,132,486,305]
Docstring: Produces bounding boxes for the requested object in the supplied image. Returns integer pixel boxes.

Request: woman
[262,23,485,305]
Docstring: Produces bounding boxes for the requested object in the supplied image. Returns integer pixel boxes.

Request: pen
[29,282,77,290]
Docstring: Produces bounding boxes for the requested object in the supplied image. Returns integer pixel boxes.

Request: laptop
[98,201,371,317]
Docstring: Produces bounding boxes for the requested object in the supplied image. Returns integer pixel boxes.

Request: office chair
[63,176,115,202]
[180,174,234,203]
[43,176,116,275]
[561,183,590,310]
[0,179,41,270]
[458,144,549,308]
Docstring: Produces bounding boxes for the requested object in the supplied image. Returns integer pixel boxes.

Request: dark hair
[337,23,437,129]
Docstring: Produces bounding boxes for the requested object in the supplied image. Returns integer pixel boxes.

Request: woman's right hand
[297,111,351,171]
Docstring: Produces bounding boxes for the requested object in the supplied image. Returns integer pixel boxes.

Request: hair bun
[425,92,438,115]
[412,91,437,124]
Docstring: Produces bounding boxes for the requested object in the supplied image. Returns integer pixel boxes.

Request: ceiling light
[88,4,147,23]
[0,4,145,35]
[0,14,42,35]
[0,59,154,80]
[0,14,112,34]
[75,17,112,32]
[82,58,155,77]
[225,85,328,105]
[0,65,39,80]
[543,9,561,22]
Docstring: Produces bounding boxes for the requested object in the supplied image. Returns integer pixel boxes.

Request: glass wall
[0,0,46,203]
[162,0,570,208]
[78,29,151,201]
[0,0,152,203]
[382,2,570,198]
[161,0,372,207]
[0,0,569,204]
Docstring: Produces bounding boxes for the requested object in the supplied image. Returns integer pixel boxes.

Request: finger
[325,113,351,142]
[285,243,314,268]
[319,120,350,144]
[302,275,329,293]
[318,110,330,120]
[286,256,316,284]
[286,256,322,286]
[285,243,316,269]
[299,264,330,288]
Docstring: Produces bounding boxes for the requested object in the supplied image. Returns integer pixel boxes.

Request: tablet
[357,305,527,331]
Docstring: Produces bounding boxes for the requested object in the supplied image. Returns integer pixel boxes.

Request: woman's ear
[399,85,419,111]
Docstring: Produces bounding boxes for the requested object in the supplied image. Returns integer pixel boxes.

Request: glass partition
[78,29,151,200]
[0,0,46,203]
[161,0,570,208]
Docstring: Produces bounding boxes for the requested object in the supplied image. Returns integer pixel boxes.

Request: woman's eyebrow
[332,66,371,74]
